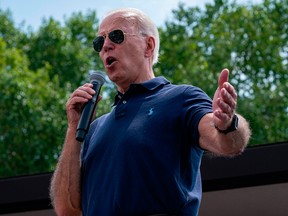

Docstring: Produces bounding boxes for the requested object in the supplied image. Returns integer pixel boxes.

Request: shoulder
[181,84,211,99]
[165,84,212,105]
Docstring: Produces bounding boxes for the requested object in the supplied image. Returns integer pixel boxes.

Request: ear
[145,36,155,57]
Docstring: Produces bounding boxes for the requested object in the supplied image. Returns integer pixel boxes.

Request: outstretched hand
[212,69,237,131]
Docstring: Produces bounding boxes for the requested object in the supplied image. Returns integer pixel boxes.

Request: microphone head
[89,71,106,85]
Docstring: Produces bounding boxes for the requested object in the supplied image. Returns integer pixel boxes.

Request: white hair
[102,8,160,65]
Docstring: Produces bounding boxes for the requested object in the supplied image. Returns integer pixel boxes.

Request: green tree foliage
[0,9,28,48]
[0,38,67,176]
[157,0,288,145]
[25,10,100,88]
[0,9,110,177]
[0,0,287,177]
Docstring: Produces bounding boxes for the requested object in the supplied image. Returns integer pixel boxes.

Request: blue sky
[0,0,262,30]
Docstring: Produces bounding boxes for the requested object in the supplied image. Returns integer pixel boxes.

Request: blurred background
[0,0,287,193]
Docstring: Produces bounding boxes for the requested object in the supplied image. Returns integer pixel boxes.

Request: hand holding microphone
[75,71,106,142]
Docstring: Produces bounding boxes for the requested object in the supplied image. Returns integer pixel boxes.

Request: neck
[117,71,155,94]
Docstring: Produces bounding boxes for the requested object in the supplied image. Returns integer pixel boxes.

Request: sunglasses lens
[109,30,124,44]
[93,30,125,52]
[93,36,104,52]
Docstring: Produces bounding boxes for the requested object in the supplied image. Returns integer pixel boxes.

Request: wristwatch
[216,114,239,134]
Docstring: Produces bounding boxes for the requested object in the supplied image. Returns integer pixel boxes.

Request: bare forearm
[50,128,82,215]
[215,114,251,156]
[199,113,251,156]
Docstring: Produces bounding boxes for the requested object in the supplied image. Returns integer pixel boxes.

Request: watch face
[228,114,238,132]
[234,114,239,129]
[216,114,238,134]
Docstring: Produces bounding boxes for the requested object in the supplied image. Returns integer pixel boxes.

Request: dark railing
[1,142,288,214]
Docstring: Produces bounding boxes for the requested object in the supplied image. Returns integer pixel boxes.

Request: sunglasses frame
[93,29,143,52]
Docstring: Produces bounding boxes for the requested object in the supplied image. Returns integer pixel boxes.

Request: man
[50,8,251,216]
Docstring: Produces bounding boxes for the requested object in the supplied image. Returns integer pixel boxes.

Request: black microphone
[76,71,106,142]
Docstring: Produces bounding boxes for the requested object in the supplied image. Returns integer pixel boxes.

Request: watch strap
[215,114,239,134]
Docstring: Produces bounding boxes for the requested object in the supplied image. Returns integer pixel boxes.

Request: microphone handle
[76,81,101,142]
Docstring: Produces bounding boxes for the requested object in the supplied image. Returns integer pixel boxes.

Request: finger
[66,95,88,110]
[214,110,230,121]
[220,86,237,111]
[216,98,234,117]
[69,95,90,105]
[80,83,94,91]
[213,110,231,130]
[71,85,95,99]
[223,82,237,100]
[218,68,229,90]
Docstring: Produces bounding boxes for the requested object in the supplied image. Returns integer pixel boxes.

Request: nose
[102,37,115,52]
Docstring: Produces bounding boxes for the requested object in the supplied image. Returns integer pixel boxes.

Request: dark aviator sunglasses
[93,29,141,52]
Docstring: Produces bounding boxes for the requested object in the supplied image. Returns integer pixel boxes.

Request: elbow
[51,195,81,216]
[53,205,82,216]
[221,145,245,157]
[50,179,82,216]
[220,125,251,157]
[219,135,250,157]
[54,206,67,216]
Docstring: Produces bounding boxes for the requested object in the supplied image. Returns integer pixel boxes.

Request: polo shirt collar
[113,76,170,106]
[140,76,170,91]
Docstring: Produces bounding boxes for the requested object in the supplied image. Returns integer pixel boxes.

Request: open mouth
[106,56,117,67]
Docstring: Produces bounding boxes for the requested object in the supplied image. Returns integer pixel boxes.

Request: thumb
[218,68,230,89]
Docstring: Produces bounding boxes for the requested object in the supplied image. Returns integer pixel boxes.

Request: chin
[107,72,120,83]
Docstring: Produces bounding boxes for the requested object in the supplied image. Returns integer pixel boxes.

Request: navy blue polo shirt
[81,76,213,216]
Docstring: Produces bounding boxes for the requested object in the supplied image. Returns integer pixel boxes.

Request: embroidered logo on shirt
[148,108,154,116]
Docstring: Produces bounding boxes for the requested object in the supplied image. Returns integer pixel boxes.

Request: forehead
[98,13,138,35]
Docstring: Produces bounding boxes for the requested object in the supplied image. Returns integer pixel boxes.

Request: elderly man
[50,8,251,216]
